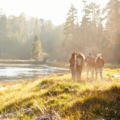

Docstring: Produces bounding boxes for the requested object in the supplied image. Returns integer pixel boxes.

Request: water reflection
[0,64,69,82]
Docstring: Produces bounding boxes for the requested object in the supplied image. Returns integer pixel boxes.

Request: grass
[46,62,69,68]
[0,67,120,119]
[0,59,44,65]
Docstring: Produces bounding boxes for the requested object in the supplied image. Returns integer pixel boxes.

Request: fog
[0,0,119,63]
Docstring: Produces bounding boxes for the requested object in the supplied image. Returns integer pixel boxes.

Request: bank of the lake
[0,59,69,68]
[0,59,44,64]
[0,67,120,120]
[0,59,119,68]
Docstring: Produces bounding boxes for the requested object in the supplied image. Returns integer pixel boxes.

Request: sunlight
[0,0,120,119]
[0,0,109,25]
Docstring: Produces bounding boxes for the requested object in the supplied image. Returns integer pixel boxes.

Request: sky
[0,0,109,26]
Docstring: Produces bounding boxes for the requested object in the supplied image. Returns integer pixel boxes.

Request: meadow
[0,65,120,120]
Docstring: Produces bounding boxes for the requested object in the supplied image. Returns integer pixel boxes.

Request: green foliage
[62,1,120,62]
[63,4,78,52]
[0,13,64,60]
[103,0,120,62]
[31,35,42,60]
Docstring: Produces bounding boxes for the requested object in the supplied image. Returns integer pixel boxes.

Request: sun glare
[0,0,109,25]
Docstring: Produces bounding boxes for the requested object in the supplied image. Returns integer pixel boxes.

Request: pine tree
[82,2,101,47]
[31,35,42,60]
[103,0,120,61]
[63,4,78,52]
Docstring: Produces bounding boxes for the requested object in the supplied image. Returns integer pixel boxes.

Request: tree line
[0,13,64,60]
[63,0,120,62]
[0,0,120,62]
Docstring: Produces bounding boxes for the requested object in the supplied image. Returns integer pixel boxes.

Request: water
[0,64,69,83]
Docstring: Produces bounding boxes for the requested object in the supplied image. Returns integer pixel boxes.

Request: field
[0,65,120,120]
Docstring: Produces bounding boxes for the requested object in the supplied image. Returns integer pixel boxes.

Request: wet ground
[0,64,69,83]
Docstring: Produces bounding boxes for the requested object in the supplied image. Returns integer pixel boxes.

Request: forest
[0,0,120,62]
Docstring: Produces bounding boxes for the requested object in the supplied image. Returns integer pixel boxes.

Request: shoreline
[0,60,69,68]
[0,60,44,64]
[0,59,119,68]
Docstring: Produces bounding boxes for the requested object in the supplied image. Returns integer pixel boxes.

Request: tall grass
[0,68,120,119]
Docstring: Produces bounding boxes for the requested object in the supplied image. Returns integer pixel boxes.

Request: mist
[0,0,119,63]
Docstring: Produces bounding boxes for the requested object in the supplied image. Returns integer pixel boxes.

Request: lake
[0,64,69,83]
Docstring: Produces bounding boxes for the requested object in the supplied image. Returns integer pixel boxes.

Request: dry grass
[46,62,69,68]
[0,59,43,64]
[0,67,120,119]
